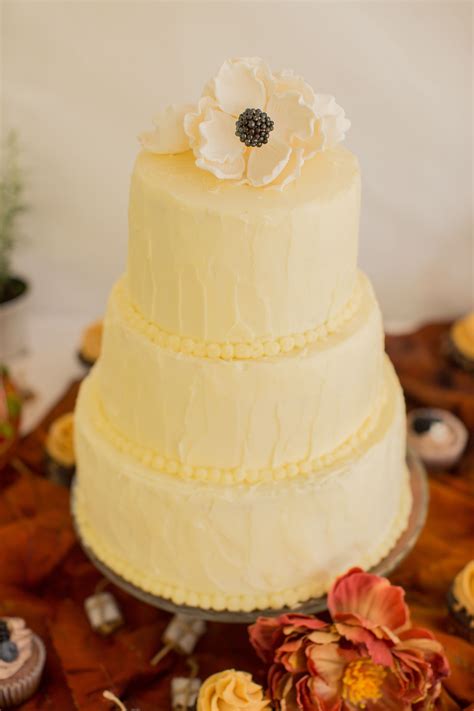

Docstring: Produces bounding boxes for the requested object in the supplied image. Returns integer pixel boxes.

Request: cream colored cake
[74,58,411,611]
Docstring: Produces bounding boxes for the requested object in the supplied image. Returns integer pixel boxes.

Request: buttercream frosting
[114,271,361,361]
[452,560,474,617]
[127,146,360,343]
[79,319,103,364]
[96,272,384,472]
[197,670,269,711]
[451,312,474,360]
[74,361,411,612]
[0,619,32,681]
[46,413,75,467]
[86,372,385,485]
[74,71,410,613]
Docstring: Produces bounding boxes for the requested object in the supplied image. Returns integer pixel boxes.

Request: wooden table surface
[1,321,473,710]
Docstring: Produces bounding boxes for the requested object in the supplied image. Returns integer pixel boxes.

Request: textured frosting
[197,670,269,711]
[96,272,384,472]
[80,320,103,363]
[74,360,411,612]
[0,619,32,681]
[46,413,75,467]
[453,560,474,616]
[127,146,360,342]
[85,373,385,485]
[113,272,361,361]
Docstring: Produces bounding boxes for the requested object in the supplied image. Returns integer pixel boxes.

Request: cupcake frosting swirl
[80,320,103,363]
[0,618,33,680]
[453,560,474,617]
[46,413,75,467]
[197,669,269,710]
[451,312,474,360]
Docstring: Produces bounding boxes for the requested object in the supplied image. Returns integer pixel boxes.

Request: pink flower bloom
[249,614,329,665]
[248,569,450,711]
[393,628,450,707]
[328,568,410,666]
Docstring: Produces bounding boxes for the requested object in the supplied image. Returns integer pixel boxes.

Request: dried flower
[249,568,450,710]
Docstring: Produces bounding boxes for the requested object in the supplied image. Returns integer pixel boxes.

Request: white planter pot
[0,277,31,362]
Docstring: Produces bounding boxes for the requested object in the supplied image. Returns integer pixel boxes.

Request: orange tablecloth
[1,321,473,710]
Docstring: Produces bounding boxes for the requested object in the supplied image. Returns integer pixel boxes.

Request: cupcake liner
[45,454,75,488]
[0,635,46,707]
[448,336,474,373]
[447,586,474,644]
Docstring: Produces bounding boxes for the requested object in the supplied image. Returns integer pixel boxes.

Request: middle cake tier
[96,271,385,477]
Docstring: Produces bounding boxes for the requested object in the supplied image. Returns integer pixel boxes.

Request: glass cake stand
[71,451,428,624]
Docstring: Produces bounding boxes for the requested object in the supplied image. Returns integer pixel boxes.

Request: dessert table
[0,321,473,710]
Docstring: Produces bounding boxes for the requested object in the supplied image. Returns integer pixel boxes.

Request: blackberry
[0,620,9,642]
[412,415,442,435]
[0,619,19,663]
[235,108,274,148]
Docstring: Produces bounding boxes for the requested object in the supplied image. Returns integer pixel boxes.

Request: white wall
[1,0,472,328]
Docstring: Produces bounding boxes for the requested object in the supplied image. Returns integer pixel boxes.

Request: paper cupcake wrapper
[45,455,75,488]
[0,635,46,707]
[446,335,474,372]
[447,587,474,643]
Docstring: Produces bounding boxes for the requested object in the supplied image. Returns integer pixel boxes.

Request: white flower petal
[245,138,291,187]
[321,111,351,148]
[270,147,306,190]
[313,93,338,116]
[213,57,271,116]
[273,68,316,108]
[266,91,316,143]
[313,94,350,148]
[197,108,244,164]
[294,117,325,158]
[184,96,217,150]
[139,103,194,154]
[196,153,245,180]
[140,59,350,188]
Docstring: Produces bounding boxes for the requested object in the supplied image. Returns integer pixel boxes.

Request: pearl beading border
[91,384,386,486]
[116,275,363,361]
[74,472,412,612]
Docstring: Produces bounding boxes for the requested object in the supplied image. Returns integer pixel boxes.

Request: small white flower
[139,104,194,154]
[139,58,350,188]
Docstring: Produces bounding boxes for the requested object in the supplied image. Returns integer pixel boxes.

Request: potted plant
[0,131,29,361]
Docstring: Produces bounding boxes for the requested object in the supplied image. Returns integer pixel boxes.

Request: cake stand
[71,451,428,623]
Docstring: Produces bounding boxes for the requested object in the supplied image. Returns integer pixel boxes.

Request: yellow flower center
[342,659,387,709]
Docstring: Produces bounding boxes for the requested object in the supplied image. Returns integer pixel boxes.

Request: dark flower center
[235,108,274,148]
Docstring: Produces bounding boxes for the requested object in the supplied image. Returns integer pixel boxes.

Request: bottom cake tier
[74,358,411,612]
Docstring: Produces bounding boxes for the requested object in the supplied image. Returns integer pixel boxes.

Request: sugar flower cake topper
[140,57,350,188]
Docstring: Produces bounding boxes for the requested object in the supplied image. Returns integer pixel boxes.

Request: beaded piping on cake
[91,384,386,485]
[117,275,363,361]
[74,473,412,612]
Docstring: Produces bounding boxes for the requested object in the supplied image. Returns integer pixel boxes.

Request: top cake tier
[127,145,360,344]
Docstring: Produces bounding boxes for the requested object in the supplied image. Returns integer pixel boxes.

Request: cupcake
[78,319,103,368]
[407,408,468,469]
[449,312,474,372]
[0,367,22,471]
[0,618,46,707]
[447,560,474,644]
[45,412,75,486]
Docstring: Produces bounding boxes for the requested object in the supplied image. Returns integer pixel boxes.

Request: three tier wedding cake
[74,58,411,612]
